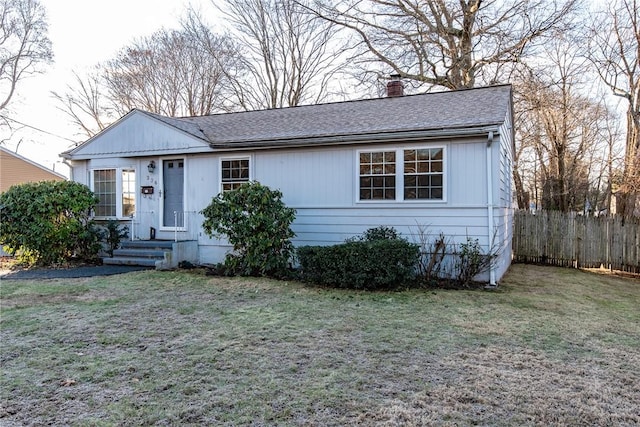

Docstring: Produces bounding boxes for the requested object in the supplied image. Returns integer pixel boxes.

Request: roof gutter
[61,158,74,181]
[60,123,502,160]
[207,126,502,151]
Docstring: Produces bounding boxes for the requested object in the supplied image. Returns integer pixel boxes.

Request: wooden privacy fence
[513,210,640,273]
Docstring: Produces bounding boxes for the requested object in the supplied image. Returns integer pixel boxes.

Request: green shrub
[102,219,129,257]
[200,181,296,278]
[73,220,104,262]
[455,237,494,286]
[348,225,400,242]
[297,236,420,290]
[0,180,99,265]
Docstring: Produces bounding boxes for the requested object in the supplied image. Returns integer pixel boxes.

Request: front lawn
[1,264,638,425]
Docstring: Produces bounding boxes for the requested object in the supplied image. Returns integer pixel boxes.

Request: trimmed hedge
[297,239,420,290]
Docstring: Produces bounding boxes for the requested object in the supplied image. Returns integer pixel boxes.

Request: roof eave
[60,145,215,161]
[207,125,502,151]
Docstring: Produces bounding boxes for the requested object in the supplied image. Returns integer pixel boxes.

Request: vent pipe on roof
[386,74,404,97]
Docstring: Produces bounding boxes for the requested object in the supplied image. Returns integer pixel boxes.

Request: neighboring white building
[61,84,515,284]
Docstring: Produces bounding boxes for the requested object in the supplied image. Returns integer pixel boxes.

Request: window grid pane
[93,169,116,216]
[359,151,396,200]
[122,169,136,217]
[221,159,250,192]
[403,148,444,200]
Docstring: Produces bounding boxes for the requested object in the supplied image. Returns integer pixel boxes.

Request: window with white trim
[359,151,396,200]
[93,169,116,216]
[92,168,136,217]
[122,169,136,217]
[221,158,250,191]
[403,148,443,200]
[358,147,445,201]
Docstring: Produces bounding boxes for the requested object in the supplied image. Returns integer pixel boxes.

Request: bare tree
[588,0,640,217]
[103,26,236,117]
[51,69,112,138]
[180,8,246,113]
[515,83,612,212]
[513,31,613,213]
[306,0,580,91]
[104,34,183,117]
[215,0,349,110]
[54,24,239,137]
[0,0,52,112]
[600,112,626,214]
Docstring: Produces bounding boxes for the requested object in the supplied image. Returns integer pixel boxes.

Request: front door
[163,159,184,227]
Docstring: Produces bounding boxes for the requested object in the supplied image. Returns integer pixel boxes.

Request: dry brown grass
[356,346,639,426]
[1,264,639,426]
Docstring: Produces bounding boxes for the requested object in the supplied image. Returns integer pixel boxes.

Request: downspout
[62,158,73,181]
[486,131,497,287]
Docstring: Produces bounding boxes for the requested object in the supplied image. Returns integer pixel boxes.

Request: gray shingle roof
[146,84,511,148]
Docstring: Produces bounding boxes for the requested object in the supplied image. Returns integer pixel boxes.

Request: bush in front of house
[0,180,101,265]
[357,225,401,242]
[454,236,498,286]
[297,227,420,290]
[200,181,296,278]
[102,219,129,257]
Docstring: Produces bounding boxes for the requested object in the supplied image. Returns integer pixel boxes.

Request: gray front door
[163,159,184,227]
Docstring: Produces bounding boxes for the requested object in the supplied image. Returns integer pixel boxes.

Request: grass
[1,264,639,426]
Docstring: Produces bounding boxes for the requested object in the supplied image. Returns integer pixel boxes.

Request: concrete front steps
[102,240,198,270]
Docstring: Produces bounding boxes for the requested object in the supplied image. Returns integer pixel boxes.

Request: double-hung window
[221,158,250,192]
[121,169,136,217]
[358,147,445,201]
[359,151,396,200]
[403,148,444,200]
[92,168,136,218]
[93,169,116,216]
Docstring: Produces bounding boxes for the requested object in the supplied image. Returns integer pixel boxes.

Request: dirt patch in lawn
[583,266,640,281]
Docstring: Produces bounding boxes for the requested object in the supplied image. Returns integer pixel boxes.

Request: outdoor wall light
[147,160,156,173]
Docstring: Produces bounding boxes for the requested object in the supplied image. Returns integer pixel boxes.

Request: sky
[2,0,625,179]
[2,0,212,177]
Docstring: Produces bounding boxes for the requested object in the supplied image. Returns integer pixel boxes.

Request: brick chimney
[386,74,404,97]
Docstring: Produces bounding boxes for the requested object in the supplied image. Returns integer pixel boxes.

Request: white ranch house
[61,84,515,285]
